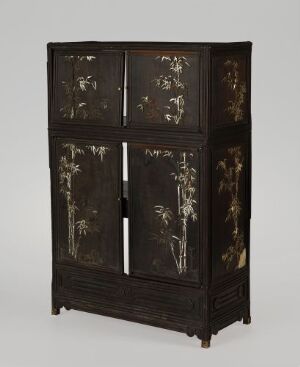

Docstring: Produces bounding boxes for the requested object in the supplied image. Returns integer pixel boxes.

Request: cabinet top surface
[48,41,252,51]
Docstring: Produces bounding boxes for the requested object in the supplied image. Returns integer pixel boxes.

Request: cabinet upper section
[48,42,252,135]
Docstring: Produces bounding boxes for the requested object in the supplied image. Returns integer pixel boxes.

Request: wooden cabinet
[48,41,252,347]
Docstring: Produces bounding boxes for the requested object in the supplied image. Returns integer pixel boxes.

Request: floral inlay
[59,143,109,261]
[137,56,191,125]
[146,149,197,275]
[222,60,246,122]
[217,146,246,270]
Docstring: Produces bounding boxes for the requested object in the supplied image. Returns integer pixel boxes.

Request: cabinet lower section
[52,264,250,346]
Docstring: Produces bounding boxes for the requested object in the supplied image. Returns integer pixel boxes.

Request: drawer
[55,267,203,322]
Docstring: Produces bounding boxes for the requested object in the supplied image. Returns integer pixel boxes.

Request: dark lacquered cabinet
[48,41,252,348]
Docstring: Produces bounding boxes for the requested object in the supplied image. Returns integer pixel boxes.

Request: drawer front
[52,138,123,273]
[128,144,201,285]
[55,267,202,322]
[52,51,124,125]
[128,51,200,130]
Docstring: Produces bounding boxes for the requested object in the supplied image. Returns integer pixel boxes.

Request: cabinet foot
[201,339,211,348]
[51,306,60,315]
[243,315,251,325]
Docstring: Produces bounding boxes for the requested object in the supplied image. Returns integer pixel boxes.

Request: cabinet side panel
[211,46,251,129]
[211,139,250,281]
[210,136,251,334]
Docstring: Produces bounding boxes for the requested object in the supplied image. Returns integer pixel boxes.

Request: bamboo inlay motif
[217,146,246,270]
[137,56,191,125]
[58,143,109,261]
[59,56,97,120]
[146,149,197,275]
[222,59,246,122]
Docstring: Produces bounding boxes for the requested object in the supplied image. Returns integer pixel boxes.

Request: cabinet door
[53,51,124,125]
[128,51,200,130]
[129,144,200,284]
[53,139,122,272]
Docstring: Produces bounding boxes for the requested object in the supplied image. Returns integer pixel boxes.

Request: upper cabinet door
[128,51,200,130]
[52,51,124,125]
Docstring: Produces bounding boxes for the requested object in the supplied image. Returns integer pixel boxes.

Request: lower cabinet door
[128,144,200,284]
[53,138,122,273]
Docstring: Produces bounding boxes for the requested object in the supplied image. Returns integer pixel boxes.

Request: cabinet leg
[51,306,60,315]
[243,307,251,324]
[201,339,211,348]
[243,315,251,325]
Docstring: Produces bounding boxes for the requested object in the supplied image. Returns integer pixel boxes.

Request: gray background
[0,0,299,366]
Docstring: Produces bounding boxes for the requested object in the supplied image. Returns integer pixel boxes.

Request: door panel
[55,139,122,272]
[53,52,124,125]
[128,51,200,130]
[129,144,200,284]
